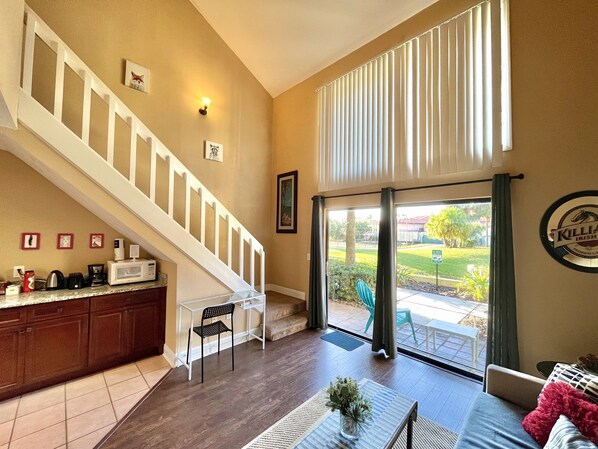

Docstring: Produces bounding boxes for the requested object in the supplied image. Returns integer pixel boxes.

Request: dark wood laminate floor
[101,329,481,449]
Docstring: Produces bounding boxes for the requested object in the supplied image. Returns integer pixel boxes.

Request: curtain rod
[314,173,524,200]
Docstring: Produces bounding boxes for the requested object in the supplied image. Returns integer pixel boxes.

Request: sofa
[454,364,546,449]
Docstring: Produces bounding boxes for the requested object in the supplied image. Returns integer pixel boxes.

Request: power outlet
[13,266,25,278]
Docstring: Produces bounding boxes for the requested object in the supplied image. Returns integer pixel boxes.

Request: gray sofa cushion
[454,392,540,449]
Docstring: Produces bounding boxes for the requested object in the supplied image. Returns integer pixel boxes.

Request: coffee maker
[88,264,106,287]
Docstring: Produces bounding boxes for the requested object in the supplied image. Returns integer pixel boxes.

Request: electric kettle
[46,270,65,290]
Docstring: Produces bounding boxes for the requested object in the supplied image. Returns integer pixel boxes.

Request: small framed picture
[276,170,298,233]
[90,233,104,249]
[57,233,74,250]
[204,140,224,162]
[124,60,150,94]
[21,233,40,250]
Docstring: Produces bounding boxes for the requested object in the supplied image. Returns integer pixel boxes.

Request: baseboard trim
[162,345,177,367]
[265,284,305,300]
[176,328,262,364]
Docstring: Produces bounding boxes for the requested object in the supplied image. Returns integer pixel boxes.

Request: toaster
[67,272,84,289]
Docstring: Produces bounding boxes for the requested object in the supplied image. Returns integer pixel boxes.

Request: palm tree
[346,210,356,265]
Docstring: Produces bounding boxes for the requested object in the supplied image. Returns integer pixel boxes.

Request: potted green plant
[326,376,372,440]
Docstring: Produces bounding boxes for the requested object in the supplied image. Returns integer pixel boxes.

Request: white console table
[178,290,266,381]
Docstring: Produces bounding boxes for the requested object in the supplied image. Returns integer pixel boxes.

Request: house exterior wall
[271,0,598,374]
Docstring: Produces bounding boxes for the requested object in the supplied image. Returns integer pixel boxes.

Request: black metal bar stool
[186,303,235,383]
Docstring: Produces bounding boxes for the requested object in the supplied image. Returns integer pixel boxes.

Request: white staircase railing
[19,6,265,292]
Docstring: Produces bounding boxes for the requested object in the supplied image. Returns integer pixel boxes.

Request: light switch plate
[13,266,24,278]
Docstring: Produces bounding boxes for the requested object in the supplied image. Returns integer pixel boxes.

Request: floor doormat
[320,331,365,351]
[242,387,457,449]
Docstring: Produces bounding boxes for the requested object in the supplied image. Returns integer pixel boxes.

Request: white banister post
[213,203,219,258]
[249,239,255,288]
[238,229,244,281]
[53,44,65,121]
[81,72,92,145]
[227,218,233,269]
[167,156,174,218]
[200,195,206,245]
[22,13,36,95]
[149,139,157,202]
[106,96,116,166]
[184,172,191,232]
[129,119,138,184]
[260,249,265,293]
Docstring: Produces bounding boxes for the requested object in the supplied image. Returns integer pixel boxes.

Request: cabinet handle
[19,328,26,334]
[57,307,64,313]
[26,327,32,333]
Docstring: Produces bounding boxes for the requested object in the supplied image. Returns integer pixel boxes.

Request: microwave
[107,259,157,286]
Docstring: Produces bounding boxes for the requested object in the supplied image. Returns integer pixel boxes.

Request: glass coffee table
[293,379,418,449]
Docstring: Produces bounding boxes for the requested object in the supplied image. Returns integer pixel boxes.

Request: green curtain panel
[372,188,398,358]
[486,174,520,370]
[308,196,327,329]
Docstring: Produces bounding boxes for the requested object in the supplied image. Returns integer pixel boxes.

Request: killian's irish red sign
[540,191,598,273]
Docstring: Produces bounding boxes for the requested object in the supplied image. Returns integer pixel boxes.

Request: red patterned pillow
[567,394,598,445]
[522,382,591,446]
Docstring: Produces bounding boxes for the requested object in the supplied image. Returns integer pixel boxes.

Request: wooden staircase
[265,291,308,341]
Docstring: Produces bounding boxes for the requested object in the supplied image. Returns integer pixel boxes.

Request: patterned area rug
[243,388,458,449]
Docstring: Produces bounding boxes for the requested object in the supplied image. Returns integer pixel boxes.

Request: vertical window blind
[317,0,510,191]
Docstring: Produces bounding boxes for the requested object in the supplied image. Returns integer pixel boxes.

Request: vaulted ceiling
[190,0,438,97]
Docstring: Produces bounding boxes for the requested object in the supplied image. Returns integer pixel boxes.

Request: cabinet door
[24,314,88,384]
[89,308,128,367]
[0,326,25,394]
[129,302,161,358]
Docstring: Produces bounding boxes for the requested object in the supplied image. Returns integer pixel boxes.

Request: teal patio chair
[355,279,417,342]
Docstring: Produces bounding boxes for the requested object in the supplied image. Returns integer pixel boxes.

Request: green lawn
[328,245,489,280]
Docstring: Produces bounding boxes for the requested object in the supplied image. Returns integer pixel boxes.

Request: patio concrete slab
[328,287,488,375]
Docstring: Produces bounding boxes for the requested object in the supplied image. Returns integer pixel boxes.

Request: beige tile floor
[0,355,171,449]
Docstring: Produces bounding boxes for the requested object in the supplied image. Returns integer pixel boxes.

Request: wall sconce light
[199,97,211,116]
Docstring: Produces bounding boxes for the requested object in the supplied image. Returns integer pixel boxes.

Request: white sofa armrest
[485,364,546,411]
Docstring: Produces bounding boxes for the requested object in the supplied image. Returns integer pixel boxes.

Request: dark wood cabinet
[89,288,166,368]
[89,308,129,366]
[0,308,27,395]
[0,286,166,401]
[0,326,25,395]
[129,301,162,358]
[24,314,89,384]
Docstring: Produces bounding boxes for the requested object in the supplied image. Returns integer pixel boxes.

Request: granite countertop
[0,273,167,310]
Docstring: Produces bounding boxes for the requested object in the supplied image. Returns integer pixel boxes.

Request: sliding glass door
[326,201,490,376]
[327,208,379,338]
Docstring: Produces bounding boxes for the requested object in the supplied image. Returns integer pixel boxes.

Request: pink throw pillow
[522,382,590,446]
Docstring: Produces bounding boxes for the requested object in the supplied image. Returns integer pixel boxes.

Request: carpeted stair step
[265,311,308,341]
[266,291,306,321]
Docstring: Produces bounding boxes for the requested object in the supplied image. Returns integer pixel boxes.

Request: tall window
[318,0,511,191]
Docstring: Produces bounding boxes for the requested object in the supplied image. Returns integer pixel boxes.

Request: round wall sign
[539,191,598,273]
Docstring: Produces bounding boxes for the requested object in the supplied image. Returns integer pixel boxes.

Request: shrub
[328,261,413,305]
[397,265,414,286]
[328,260,376,306]
[456,267,489,302]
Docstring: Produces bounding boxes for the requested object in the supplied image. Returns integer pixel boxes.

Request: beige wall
[0,0,24,128]
[0,151,151,281]
[271,0,598,374]
[25,0,273,262]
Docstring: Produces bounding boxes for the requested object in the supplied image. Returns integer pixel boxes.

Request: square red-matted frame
[89,233,104,249]
[21,233,40,250]
[57,233,74,249]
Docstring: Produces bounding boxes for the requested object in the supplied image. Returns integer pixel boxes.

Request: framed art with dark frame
[276,170,298,233]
